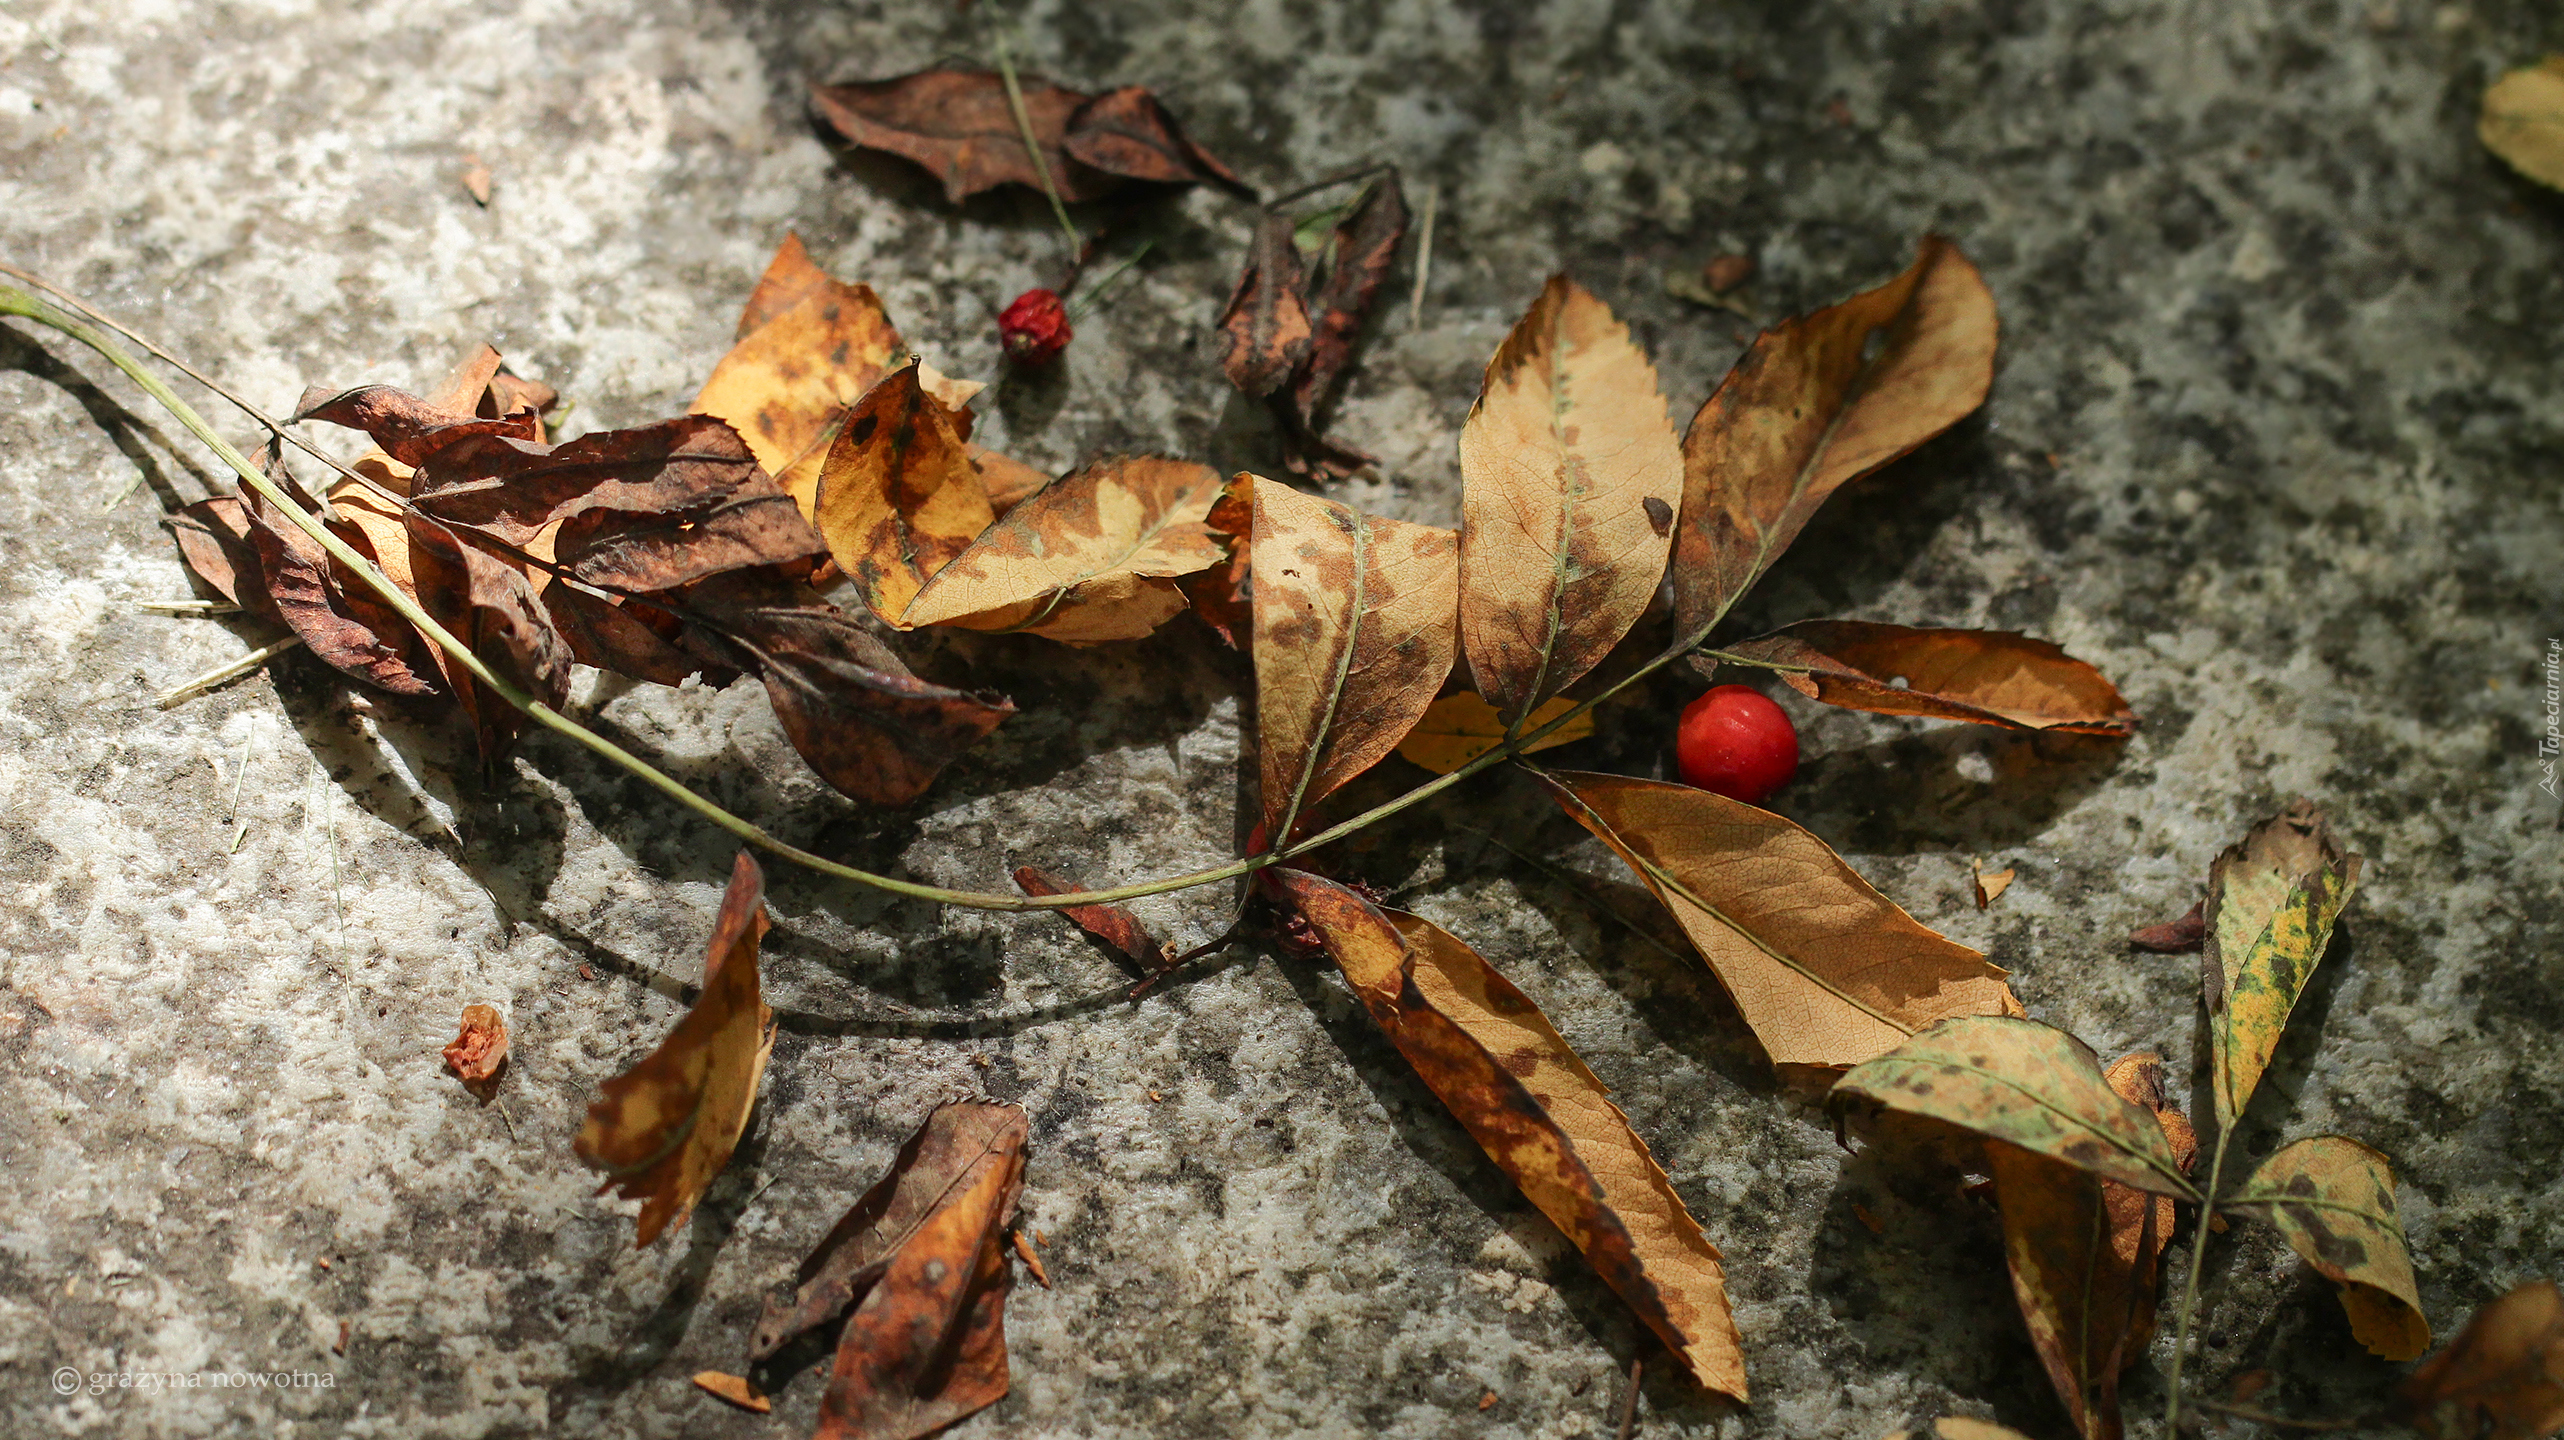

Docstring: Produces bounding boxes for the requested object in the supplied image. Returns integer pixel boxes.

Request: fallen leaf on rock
[810,71,1112,205]
[1009,1228,1051,1288]
[1986,1052,2195,1440]
[803,1104,1027,1440]
[1671,236,1996,645]
[461,154,492,206]
[2128,900,2205,953]
[1395,693,1592,775]
[405,414,773,550]
[1974,866,2015,909]
[574,851,777,1248]
[693,1372,771,1413]
[403,509,574,764]
[968,444,1052,515]
[441,1004,509,1094]
[295,382,541,470]
[1013,866,1168,977]
[1061,85,1247,193]
[1275,171,1407,479]
[1545,770,2020,1072]
[1219,212,1312,400]
[2202,800,2360,1128]
[692,234,909,513]
[813,364,995,625]
[1831,1018,2199,1200]
[2400,1280,2564,1440]
[1717,621,2136,735]
[2481,58,2564,192]
[900,455,1227,643]
[1233,473,1457,845]
[237,455,442,699]
[1880,1421,2042,1440]
[2226,1135,2428,1360]
[1460,277,1681,723]
[1264,869,1747,1400]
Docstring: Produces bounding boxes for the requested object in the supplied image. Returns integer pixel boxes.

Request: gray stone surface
[3,0,2561,1436]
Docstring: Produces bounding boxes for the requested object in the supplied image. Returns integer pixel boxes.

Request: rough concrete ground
[2,0,2561,1437]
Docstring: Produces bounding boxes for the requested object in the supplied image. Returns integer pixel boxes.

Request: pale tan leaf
[1241,474,1458,843]
[1395,693,1593,775]
[1458,277,1680,722]
[900,456,1227,643]
[2482,59,2564,192]
[1545,770,2020,1071]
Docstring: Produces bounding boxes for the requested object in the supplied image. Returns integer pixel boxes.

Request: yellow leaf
[1395,693,1592,774]
[2228,1136,2429,1361]
[2203,801,2360,1128]
[2481,58,2564,192]
[812,364,995,625]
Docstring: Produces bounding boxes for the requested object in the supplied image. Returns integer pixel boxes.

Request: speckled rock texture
[2,1,2560,1437]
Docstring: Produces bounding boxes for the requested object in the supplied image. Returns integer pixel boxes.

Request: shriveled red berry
[1677,684,1799,805]
[998,287,1073,364]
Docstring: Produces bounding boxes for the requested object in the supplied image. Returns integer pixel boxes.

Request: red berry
[998,287,1073,364]
[1676,685,1799,804]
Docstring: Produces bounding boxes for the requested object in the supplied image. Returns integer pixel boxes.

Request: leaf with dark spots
[1218,212,1312,400]
[293,382,542,468]
[684,582,1014,807]
[2128,900,2205,952]
[1670,235,1997,645]
[2399,1280,2564,1440]
[554,492,829,596]
[1459,277,1681,723]
[403,509,574,764]
[2227,1135,2429,1360]
[753,1102,1028,1367]
[1288,169,1407,423]
[1263,869,1747,1399]
[545,584,727,688]
[2202,800,2361,1128]
[409,416,770,548]
[809,71,1116,205]
[812,365,995,626]
[809,1103,1028,1440]
[574,852,777,1249]
[899,456,1228,643]
[1238,473,1458,848]
[1061,85,1248,192]
[1545,770,2019,1072]
[1716,620,2137,735]
[1013,867,1169,976]
[1830,1017,2199,1200]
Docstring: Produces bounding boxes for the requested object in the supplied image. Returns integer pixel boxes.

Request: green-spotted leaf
[2227,1135,2429,1361]
[2203,801,2361,1128]
[1831,1017,2200,1200]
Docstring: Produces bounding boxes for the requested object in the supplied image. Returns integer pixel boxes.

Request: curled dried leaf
[1264,870,1747,1400]
[2399,1280,2564,1440]
[810,71,1113,205]
[1062,85,1247,192]
[1459,277,1680,723]
[693,235,909,514]
[1718,620,2136,735]
[1219,213,1312,400]
[441,1004,509,1095]
[1014,866,1168,975]
[2128,900,2206,953]
[573,852,777,1248]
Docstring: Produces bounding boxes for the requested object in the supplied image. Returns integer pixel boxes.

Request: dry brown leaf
[1672,235,1996,644]
[899,456,1227,643]
[1274,171,1408,479]
[1264,870,1747,1400]
[810,71,1113,205]
[968,444,1053,515]
[441,1004,509,1096]
[1061,85,1248,192]
[573,851,777,1248]
[692,1372,771,1413]
[1394,693,1592,775]
[2128,900,2205,953]
[1459,277,1681,723]
[1545,769,2020,1071]
[812,364,995,625]
[2401,1280,2564,1440]
[1973,865,2015,909]
[1009,1229,1052,1289]
[809,1104,1027,1440]
[1719,620,2136,735]
[692,235,908,514]
[1013,866,1168,977]
[2482,59,2564,192]
[1236,473,1457,845]
[1219,213,1312,400]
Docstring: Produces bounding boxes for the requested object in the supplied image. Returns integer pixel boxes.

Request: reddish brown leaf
[1062,85,1248,192]
[812,1104,1027,1440]
[2128,900,2206,953]
[404,509,574,764]
[408,415,772,549]
[1219,213,1312,400]
[574,852,777,1248]
[1672,235,1997,644]
[544,585,724,688]
[1291,170,1407,424]
[294,383,541,468]
[441,1004,509,1096]
[240,464,441,699]
[553,492,828,596]
[1264,871,1747,1399]
[809,71,1115,205]
[753,1102,1029,1365]
[2401,1281,2564,1440]
[1014,866,1168,974]
[167,495,266,611]
[1718,620,2136,735]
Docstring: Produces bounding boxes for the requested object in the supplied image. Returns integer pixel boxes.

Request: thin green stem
[993,34,1081,251]
[1696,647,1815,674]
[2163,1129,2235,1439]
[1064,240,1153,322]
